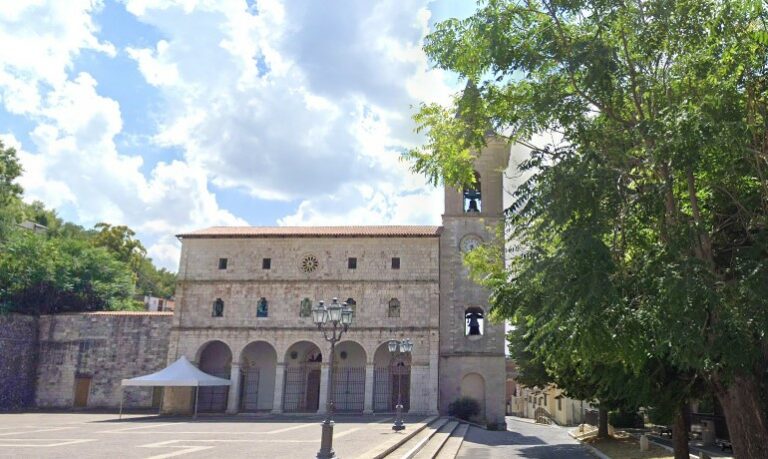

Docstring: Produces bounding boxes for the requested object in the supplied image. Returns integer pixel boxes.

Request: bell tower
[438,136,510,428]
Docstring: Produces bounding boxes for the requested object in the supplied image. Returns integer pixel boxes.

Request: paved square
[0,412,429,459]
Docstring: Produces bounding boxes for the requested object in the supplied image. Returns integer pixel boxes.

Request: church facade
[163,140,510,427]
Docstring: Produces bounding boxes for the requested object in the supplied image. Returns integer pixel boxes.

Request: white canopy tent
[119,356,231,418]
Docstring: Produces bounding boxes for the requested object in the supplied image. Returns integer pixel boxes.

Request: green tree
[0,139,24,239]
[0,232,139,314]
[409,1,768,457]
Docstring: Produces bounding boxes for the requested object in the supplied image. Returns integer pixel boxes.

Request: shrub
[609,409,644,428]
[448,396,480,421]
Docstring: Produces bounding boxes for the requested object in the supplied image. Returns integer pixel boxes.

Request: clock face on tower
[460,235,483,253]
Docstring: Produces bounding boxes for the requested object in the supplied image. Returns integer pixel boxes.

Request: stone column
[409,364,430,414]
[226,363,241,414]
[428,340,439,415]
[271,363,285,414]
[363,363,374,414]
[317,362,329,414]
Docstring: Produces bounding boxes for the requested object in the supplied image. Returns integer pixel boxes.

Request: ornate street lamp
[388,338,413,432]
[313,298,354,459]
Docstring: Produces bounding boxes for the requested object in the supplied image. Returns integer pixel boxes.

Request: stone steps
[412,420,459,459]
[433,423,468,459]
[382,417,469,459]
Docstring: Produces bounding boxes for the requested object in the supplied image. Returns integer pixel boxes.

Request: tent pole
[119,386,124,420]
[194,386,199,420]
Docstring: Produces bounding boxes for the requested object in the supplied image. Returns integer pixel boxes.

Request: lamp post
[388,338,413,432]
[313,298,354,459]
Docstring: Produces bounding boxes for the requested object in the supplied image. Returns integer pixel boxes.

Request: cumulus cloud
[0,0,245,270]
[124,0,454,219]
[1,0,464,270]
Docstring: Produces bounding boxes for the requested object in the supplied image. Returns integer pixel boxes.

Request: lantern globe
[312,301,327,324]
[340,305,352,325]
[328,301,342,323]
[388,340,398,353]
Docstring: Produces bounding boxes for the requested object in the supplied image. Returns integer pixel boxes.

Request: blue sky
[0,0,477,270]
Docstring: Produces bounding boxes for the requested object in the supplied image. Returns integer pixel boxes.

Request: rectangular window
[544,395,548,406]
[218,258,228,270]
[391,257,400,269]
[558,398,562,411]
[348,257,357,269]
[262,258,271,270]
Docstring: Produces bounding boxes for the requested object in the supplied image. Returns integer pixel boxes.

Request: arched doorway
[332,341,366,413]
[373,341,411,412]
[283,341,322,412]
[197,340,232,412]
[239,341,277,412]
[461,372,486,420]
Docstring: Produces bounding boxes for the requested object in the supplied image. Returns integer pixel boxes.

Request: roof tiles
[177,225,442,239]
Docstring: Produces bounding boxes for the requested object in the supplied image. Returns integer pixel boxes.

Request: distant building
[18,220,48,234]
[144,296,175,312]
[511,383,592,426]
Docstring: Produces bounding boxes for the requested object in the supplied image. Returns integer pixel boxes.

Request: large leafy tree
[0,140,24,239]
[0,232,139,314]
[409,1,768,457]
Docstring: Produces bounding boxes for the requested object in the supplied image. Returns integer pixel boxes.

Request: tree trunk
[715,374,768,459]
[672,404,690,459]
[597,407,609,438]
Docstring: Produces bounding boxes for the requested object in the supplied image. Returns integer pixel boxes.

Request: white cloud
[124,0,455,223]
[0,0,465,270]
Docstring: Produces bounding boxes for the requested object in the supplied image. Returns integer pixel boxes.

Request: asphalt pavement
[456,417,596,459]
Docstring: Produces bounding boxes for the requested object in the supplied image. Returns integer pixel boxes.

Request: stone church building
[162,140,510,427]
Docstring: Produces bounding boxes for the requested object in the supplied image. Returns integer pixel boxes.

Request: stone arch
[332,340,366,413]
[239,341,277,412]
[197,340,232,412]
[460,372,486,421]
[282,341,322,412]
[373,341,411,412]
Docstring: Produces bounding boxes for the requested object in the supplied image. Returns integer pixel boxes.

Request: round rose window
[300,254,319,273]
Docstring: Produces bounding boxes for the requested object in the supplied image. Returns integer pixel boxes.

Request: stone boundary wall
[0,314,39,410]
[36,312,173,409]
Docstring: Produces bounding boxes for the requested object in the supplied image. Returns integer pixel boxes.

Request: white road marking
[263,422,316,434]
[334,427,361,439]
[100,422,183,433]
[0,438,96,447]
[139,440,214,459]
[0,427,76,437]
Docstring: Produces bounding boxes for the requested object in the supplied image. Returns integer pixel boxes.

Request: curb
[567,430,610,459]
[365,415,438,459]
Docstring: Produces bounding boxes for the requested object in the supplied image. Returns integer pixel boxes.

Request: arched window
[388,298,400,318]
[257,297,268,318]
[463,171,482,212]
[212,298,224,317]
[299,298,312,317]
[465,307,484,336]
[345,298,357,318]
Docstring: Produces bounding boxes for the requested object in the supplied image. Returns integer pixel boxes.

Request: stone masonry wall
[0,314,38,410]
[36,312,172,408]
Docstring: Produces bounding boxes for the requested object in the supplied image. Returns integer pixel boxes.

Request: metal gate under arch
[332,367,365,413]
[373,363,410,412]
[239,367,261,412]
[283,363,321,412]
[197,370,229,412]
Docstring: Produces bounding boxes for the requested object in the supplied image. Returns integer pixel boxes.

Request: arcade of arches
[189,340,415,414]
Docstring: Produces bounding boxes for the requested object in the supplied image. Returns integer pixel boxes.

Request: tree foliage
[410,1,768,456]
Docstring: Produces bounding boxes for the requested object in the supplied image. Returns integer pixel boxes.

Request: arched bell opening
[239,341,277,412]
[282,341,322,412]
[197,340,232,412]
[372,341,411,412]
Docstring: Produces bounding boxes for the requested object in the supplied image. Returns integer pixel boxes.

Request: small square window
[348,257,357,269]
[391,257,400,269]
[262,258,271,270]
[218,258,228,270]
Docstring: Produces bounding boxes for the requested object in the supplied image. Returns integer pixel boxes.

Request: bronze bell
[467,198,479,212]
